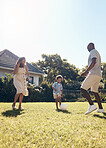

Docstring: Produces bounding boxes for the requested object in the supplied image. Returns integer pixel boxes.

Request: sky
[0,0,106,68]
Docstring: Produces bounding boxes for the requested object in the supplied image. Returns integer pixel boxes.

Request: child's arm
[52,86,57,92]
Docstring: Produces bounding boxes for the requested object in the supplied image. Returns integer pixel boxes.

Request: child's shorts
[53,93,61,99]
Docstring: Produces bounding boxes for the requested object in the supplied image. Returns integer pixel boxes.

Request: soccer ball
[60,104,67,110]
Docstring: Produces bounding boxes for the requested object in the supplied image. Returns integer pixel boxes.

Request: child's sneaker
[85,104,97,115]
[96,109,105,113]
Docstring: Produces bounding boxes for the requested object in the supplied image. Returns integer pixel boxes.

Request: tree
[101,63,106,88]
[32,54,82,89]
[101,63,106,80]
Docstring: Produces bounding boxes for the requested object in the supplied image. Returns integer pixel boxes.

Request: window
[29,76,34,84]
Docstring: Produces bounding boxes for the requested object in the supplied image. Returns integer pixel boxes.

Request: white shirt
[88,49,102,77]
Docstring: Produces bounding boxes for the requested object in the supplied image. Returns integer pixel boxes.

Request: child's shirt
[52,82,63,95]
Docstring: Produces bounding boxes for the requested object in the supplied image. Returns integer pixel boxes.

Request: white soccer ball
[60,104,67,110]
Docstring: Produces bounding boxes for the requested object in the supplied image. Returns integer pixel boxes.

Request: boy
[52,75,63,109]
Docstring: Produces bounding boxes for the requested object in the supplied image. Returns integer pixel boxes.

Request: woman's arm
[25,65,29,80]
[13,63,20,74]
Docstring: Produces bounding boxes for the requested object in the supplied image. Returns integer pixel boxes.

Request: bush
[0,74,16,102]
[0,74,106,102]
[0,74,54,102]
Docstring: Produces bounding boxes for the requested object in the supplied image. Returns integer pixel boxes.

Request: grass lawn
[0,102,106,148]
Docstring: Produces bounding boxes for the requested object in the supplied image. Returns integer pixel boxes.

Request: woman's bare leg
[19,93,23,109]
[13,94,20,106]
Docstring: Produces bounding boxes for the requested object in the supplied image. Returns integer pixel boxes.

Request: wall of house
[29,73,40,86]
[0,69,13,77]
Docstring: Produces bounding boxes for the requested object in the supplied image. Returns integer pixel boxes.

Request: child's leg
[53,94,58,109]
[59,97,61,106]
[55,99,58,109]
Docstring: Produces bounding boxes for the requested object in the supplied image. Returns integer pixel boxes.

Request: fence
[63,89,106,102]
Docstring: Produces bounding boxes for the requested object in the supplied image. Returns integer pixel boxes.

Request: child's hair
[56,75,63,80]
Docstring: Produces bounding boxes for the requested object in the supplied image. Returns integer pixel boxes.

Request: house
[0,49,43,86]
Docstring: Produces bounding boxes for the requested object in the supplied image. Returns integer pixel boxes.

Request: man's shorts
[53,93,61,99]
[81,74,102,93]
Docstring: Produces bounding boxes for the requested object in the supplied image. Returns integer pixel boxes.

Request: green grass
[0,102,106,148]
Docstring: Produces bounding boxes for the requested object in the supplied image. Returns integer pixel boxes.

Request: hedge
[0,73,106,102]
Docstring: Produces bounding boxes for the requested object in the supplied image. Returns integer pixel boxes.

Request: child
[52,75,63,109]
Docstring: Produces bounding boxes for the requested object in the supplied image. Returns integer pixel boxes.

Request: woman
[12,57,29,110]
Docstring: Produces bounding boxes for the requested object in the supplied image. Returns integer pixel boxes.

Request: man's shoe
[85,104,97,115]
[96,109,105,113]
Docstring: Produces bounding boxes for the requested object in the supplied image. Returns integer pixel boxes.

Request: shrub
[0,74,106,102]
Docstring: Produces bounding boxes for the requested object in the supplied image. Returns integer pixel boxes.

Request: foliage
[0,74,54,102]
[0,73,106,102]
[101,63,106,89]
[32,54,83,87]
[0,73,16,102]
[0,103,106,148]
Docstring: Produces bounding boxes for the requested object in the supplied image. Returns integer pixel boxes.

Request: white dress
[13,67,28,96]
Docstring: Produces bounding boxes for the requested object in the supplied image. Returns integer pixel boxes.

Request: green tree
[101,63,106,88]
[32,54,82,89]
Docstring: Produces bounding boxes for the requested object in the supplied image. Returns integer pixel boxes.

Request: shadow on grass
[93,112,106,120]
[1,109,25,117]
[56,109,71,114]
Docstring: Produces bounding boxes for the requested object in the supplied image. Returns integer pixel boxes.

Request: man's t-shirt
[88,49,102,77]
[52,82,63,95]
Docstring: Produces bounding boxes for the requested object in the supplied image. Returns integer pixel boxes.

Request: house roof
[0,49,43,75]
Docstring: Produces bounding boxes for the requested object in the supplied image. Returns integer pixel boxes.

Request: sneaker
[85,104,97,115]
[96,109,105,113]
[12,104,16,110]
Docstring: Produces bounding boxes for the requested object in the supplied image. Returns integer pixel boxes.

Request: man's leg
[93,92,103,109]
[81,88,94,105]
[81,88,97,114]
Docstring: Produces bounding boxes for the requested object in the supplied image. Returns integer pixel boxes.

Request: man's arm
[81,58,96,77]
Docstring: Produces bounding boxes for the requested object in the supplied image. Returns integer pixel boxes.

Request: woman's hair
[16,57,26,67]
[56,75,63,80]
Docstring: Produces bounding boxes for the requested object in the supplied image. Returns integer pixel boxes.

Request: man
[81,43,104,115]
